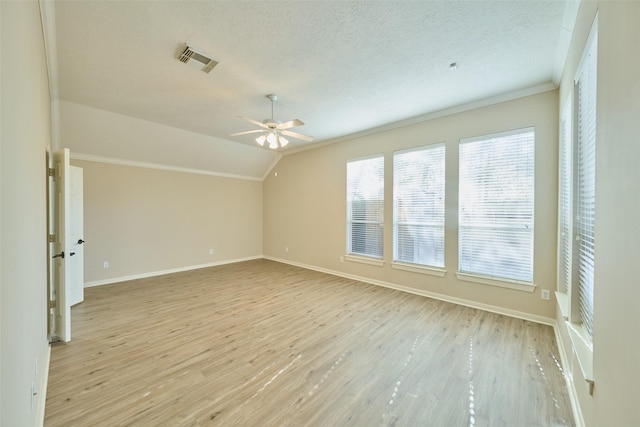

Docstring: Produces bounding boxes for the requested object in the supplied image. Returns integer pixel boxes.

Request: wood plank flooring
[45,259,574,426]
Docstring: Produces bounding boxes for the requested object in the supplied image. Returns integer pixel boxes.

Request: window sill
[392,262,446,277]
[566,321,594,393]
[455,272,536,293]
[345,254,385,267]
[555,291,569,319]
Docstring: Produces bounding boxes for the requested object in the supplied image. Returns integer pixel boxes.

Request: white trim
[36,345,51,427]
[266,256,554,326]
[84,256,262,287]
[284,82,557,155]
[574,14,599,86]
[391,262,446,277]
[555,291,570,319]
[71,153,264,182]
[459,126,535,145]
[456,272,536,293]
[344,254,384,267]
[567,321,594,382]
[393,141,445,156]
[346,152,385,163]
[553,321,586,427]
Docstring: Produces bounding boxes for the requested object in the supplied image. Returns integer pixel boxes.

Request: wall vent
[178,45,218,73]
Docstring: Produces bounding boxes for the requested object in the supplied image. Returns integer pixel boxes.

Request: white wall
[1,1,52,425]
[556,2,640,425]
[593,3,640,423]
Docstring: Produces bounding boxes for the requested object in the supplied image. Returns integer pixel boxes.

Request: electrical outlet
[103,261,109,269]
[541,289,550,300]
[340,256,345,263]
[209,248,214,255]
[285,247,289,253]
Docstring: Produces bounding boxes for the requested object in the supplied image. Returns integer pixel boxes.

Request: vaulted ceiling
[45,1,577,179]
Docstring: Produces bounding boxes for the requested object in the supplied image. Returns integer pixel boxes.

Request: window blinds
[574,31,597,341]
[459,128,535,283]
[558,104,573,294]
[393,144,445,268]
[347,156,384,258]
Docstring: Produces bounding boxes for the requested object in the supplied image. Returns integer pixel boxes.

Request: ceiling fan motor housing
[263,119,281,129]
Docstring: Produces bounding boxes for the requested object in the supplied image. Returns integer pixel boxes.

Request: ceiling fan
[231,94,313,149]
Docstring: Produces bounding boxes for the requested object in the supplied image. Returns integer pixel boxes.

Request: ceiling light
[256,130,290,150]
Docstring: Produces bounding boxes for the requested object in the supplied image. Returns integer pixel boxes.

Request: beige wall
[556,2,640,425]
[1,1,52,425]
[74,160,263,284]
[264,90,559,320]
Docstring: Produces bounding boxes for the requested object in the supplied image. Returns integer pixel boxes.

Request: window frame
[457,127,536,291]
[392,143,446,273]
[570,17,597,345]
[557,14,598,389]
[346,154,385,264]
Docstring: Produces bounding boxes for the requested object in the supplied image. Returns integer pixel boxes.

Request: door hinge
[48,234,56,243]
[48,300,57,309]
[48,167,55,177]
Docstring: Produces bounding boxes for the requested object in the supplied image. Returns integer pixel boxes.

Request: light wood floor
[45,259,574,426]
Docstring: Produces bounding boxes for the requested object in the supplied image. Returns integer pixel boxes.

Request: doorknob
[77,239,85,244]
[52,252,65,259]
[70,252,76,256]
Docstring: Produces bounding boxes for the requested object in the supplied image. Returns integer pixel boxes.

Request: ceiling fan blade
[277,119,304,130]
[238,116,269,129]
[280,129,314,142]
[230,129,266,136]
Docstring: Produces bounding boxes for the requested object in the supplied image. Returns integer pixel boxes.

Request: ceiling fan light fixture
[232,94,312,149]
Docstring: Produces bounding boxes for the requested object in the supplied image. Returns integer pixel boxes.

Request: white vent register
[178,45,218,73]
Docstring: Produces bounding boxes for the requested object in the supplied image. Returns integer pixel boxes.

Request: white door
[68,166,84,306]
[51,149,83,342]
[52,148,71,342]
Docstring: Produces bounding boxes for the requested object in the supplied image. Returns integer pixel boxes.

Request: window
[459,128,535,283]
[572,26,597,341]
[558,101,573,295]
[393,144,445,268]
[347,156,384,259]
[558,17,597,385]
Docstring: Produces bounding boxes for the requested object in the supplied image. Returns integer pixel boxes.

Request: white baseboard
[264,256,555,326]
[36,345,51,427]
[84,256,263,288]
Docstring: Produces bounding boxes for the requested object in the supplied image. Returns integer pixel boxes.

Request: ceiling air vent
[178,45,218,73]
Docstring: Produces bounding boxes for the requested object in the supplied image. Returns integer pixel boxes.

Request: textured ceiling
[49,0,575,177]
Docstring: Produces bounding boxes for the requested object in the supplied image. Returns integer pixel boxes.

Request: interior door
[52,148,71,342]
[68,165,84,306]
